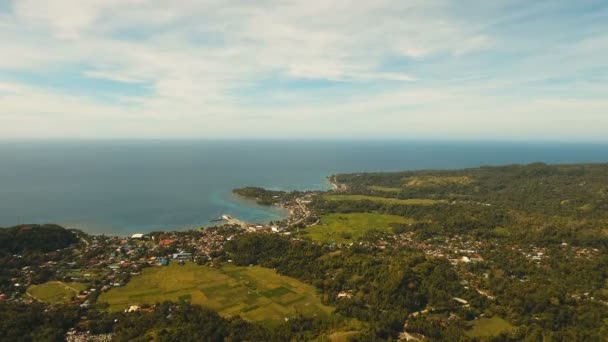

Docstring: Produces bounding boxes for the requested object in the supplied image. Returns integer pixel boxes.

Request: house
[131,233,144,239]
[337,291,353,299]
[453,297,468,305]
[172,252,192,261]
[127,305,140,312]
[155,257,169,266]
[160,239,176,246]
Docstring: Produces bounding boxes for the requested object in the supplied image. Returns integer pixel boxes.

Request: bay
[1,140,607,235]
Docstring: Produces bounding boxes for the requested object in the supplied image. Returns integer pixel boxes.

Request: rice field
[97,263,333,323]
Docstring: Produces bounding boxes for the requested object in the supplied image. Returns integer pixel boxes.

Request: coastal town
[0,189,319,305]
[2,168,607,341]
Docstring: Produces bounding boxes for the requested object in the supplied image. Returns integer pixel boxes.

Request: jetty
[209,214,247,227]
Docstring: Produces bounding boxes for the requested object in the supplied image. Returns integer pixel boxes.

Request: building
[172,252,192,261]
[160,239,176,246]
[131,233,144,239]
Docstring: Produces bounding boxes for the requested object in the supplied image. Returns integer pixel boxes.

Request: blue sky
[0,0,607,140]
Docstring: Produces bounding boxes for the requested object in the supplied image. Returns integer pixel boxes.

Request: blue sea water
[1,140,607,235]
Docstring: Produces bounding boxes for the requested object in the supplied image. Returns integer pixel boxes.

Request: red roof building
[160,239,176,246]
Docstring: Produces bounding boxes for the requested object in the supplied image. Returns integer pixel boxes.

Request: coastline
[227,192,289,219]
[327,175,347,192]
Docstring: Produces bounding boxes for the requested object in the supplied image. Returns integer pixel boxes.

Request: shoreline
[328,175,347,192]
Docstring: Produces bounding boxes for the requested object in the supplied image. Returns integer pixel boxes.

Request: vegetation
[368,185,403,193]
[103,301,345,341]
[224,233,468,340]
[98,262,332,323]
[0,224,78,256]
[320,163,608,340]
[303,212,414,243]
[0,225,79,294]
[26,281,87,304]
[233,187,286,205]
[4,163,608,340]
[465,316,513,338]
[335,163,608,219]
[0,302,80,342]
[405,175,473,188]
[323,194,441,206]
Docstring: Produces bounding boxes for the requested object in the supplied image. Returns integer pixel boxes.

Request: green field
[98,263,333,323]
[323,194,440,205]
[466,317,513,338]
[368,185,403,193]
[303,213,414,243]
[27,281,87,303]
[405,175,472,188]
[327,331,360,342]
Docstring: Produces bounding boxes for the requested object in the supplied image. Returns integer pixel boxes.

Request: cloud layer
[1,0,607,140]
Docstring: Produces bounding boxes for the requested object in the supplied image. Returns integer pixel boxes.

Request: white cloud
[0,0,606,139]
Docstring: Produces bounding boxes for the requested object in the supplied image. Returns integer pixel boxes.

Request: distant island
[2,162,608,341]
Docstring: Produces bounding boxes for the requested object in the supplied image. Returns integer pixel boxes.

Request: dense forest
[0,224,78,256]
[334,163,608,219]
[0,225,79,294]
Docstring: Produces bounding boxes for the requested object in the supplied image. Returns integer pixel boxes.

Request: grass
[303,213,414,243]
[316,317,365,342]
[405,175,472,188]
[327,331,360,342]
[368,185,403,193]
[323,194,440,205]
[466,316,513,338]
[98,263,333,324]
[27,281,87,303]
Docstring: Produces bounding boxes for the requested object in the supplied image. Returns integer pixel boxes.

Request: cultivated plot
[98,263,333,323]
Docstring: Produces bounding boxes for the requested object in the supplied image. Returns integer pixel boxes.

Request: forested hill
[0,224,78,256]
[333,162,608,218]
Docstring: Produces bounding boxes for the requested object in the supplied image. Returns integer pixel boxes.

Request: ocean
[1,140,607,235]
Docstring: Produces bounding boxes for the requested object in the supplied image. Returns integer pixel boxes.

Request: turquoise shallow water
[1,140,607,235]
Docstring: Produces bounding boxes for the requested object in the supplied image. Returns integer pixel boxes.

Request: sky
[1,0,607,140]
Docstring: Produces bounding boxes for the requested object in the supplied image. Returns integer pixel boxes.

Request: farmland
[26,281,87,303]
[97,263,332,323]
[303,212,414,243]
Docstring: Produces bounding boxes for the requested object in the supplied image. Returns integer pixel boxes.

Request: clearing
[27,281,87,303]
[466,316,513,338]
[303,212,414,243]
[404,175,472,188]
[97,263,333,324]
[368,185,403,193]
